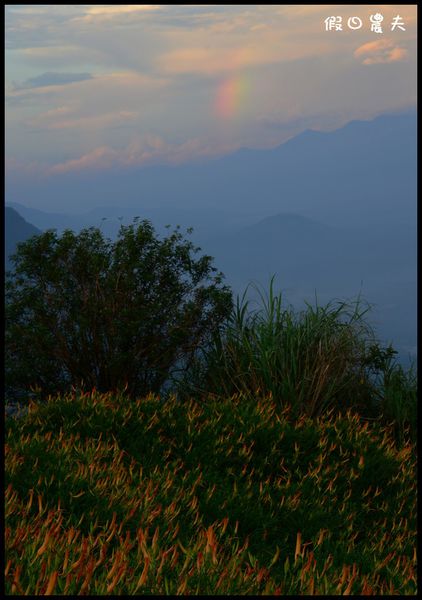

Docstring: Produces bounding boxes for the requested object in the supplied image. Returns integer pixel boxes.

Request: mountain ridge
[6,111,416,229]
[5,206,42,269]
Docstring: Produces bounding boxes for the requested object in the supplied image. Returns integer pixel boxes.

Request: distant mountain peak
[5,207,42,268]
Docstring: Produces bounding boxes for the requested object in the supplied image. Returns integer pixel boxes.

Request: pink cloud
[70,5,162,25]
[49,146,117,174]
[47,136,238,175]
[354,39,408,65]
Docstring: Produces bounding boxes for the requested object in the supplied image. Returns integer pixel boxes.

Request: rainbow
[215,75,250,119]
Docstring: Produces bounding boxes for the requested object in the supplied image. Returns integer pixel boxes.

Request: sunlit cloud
[71,4,162,25]
[354,39,408,65]
[85,5,161,16]
[156,39,332,76]
[48,136,238,174]
[49,146,117,174]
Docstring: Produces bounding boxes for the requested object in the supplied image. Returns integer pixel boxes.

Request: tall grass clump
[180,278,416,438]
[362,345,417,445]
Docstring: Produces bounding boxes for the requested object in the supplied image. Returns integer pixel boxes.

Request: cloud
[71,4,162,25]
[85,5,161,16]
[7,71,170,121]
[354,39,408,65]
[48,136,237,174]
[154,6,357,76]
[28,109,140,131]
[15,44,109,67]
[49,146,117,173]
[5,89,58,107]
[14,71,93,90]
[249,23,268,31]
[156,39,329,76]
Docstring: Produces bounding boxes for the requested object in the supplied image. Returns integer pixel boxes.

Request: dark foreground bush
[5,390,416,595]
[5,219,232,401]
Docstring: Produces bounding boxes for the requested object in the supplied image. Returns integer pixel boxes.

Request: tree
[5,219,233,401]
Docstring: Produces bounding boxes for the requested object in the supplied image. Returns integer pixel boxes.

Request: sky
[5,4,417,180]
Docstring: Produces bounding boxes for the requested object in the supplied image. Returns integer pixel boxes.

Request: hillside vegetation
[5,390,417,595]
[5,220,417,595]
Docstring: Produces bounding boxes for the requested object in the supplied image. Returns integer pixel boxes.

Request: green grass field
[5,389,416,595]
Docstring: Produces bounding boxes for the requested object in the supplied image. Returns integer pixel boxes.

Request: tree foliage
[5,219,232,401]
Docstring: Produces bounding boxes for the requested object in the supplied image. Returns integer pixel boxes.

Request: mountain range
[6,111,416,229]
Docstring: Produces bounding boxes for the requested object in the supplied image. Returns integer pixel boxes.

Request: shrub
[5,219,232,401]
